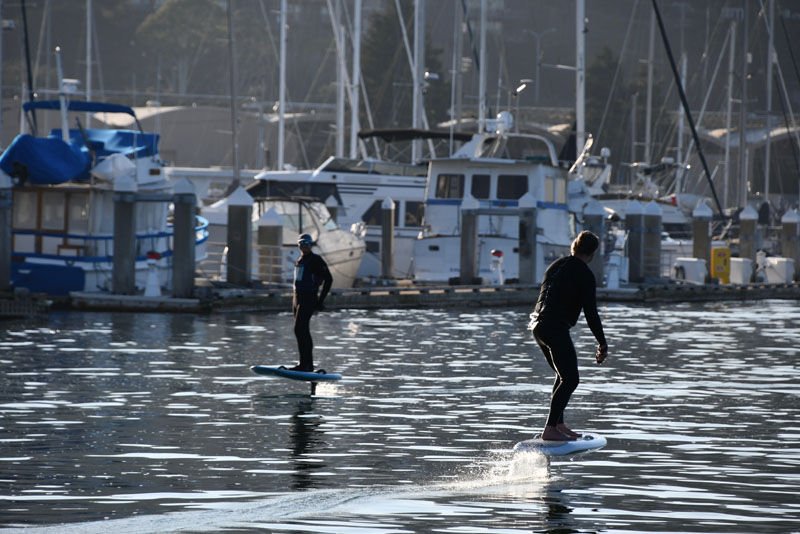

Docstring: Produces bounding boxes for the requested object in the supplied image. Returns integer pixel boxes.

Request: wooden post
[583,199,605,285]
[381,197,395,279]
[643,201,662,280]
[518,192,537,285]
[112,174,138,295]
[692,202,713,277]
[257,207,284,284]
[781,209,800,281]
[226,186,254,286]
[739,205,757,267]
[625,200,645,283]
[0,171,11,291]
[459,195,479,284]
[172,178,197,298]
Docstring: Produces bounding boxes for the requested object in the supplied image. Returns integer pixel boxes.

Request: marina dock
[66,280,800,314]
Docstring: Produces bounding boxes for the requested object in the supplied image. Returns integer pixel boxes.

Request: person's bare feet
[556,424,582,439]
[541,425,575,441]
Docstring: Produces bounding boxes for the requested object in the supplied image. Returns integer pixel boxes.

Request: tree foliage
[361,0,451,129]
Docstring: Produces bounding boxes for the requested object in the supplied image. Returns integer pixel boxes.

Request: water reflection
[1,302,799,533]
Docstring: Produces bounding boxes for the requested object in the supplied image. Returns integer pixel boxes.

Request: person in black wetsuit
[530,230,608,441]
[288,233,333,372]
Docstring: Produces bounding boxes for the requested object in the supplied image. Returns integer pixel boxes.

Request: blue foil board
[513,433,607,457]
[250,365,342,382]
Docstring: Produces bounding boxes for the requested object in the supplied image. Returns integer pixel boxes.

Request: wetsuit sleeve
[316,257,333,304]
[582,269,607,347]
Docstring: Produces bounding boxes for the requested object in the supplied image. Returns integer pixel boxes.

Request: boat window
[556,177,567,203]
[405,201,424,227]
[67,193,90,234]
[545,177,555,202]
[362,200,400,227]
[435,174,464,199]
[12,191,38,229]
[470,174,490,199]
[41,191,65,231]
[497,175,528,200]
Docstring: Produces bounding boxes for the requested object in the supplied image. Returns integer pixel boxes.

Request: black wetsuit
[293,252,333,371]
[531,255,607,427]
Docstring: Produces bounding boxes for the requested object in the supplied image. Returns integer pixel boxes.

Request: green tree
[134,0,227,96]
[361,0,451,130]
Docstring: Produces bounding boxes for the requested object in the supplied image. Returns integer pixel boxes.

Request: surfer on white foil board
[529,230,609,442]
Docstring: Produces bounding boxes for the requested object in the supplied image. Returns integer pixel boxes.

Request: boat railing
[12,216,209,263]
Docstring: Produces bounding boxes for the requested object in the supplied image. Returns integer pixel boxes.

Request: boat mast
[278,0,286,170]
[477,0,487,132]
[350,0,362,159]
[738,0,749,209]
[644,9,655,164]
[227,0,240,186]
[724,20,736,210]
[85,0,92,127]
[575,0,586,155]
[412,0,423,163]
[335,0,345,158]
[763,0,774,205]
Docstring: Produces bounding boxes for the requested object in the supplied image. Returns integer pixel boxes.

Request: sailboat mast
[738,0,749,209]
[575,0,585,154]
[278,0,286,170]
[227,0,240,185]
[350,0,362,159]
[85,0,92,127]
[477,0,487,132]
[724,21,736,210]
[764,0,774,204]
[645,9,655,164]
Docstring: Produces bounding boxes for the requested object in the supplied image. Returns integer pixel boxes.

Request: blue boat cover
[0,129,158,185]
[0,100,159,185]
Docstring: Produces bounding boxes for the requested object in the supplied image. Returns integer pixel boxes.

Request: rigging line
[650,0,724,216]
[595,0,639,152]
[773,70,800,203]
[677,24,735,192]
[392,0,436,157]
[776,1,800,88]
[757,0,800,159]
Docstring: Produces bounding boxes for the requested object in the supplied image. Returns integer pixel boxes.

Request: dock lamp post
[525,27,557,104]
[512,79,532,132]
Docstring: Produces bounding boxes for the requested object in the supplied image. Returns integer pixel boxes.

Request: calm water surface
[1,300,799,533]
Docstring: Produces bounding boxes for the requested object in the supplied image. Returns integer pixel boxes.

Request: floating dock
[67,280,800,314]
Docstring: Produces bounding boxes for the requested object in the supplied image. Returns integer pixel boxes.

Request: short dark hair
[571,230,599,256]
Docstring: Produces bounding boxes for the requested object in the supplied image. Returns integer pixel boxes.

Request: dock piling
[172,178,197,298]
[226,187,254,286]
[381,197,395,279]
[112,174,138,295]
[0,172,11,292]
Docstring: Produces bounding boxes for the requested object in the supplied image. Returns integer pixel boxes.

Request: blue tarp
[0,100,159,185]
[0,134,91,184]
